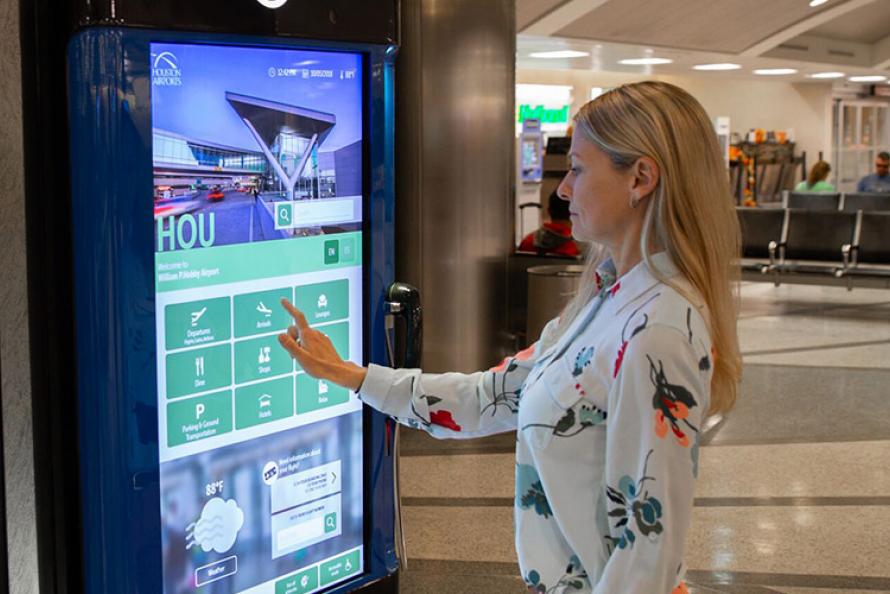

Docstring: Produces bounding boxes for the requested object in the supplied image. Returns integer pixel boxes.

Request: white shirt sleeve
[594,324,710,594]
[357,319,559,439]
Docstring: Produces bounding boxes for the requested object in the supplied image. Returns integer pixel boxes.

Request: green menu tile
[276,567,319,594]
[167,390,232,447]
[235,376,294,430]
[234,288,294,338]
[234,334,293,384]
[294,279,349,325]
[166,344,231,399]
[165,297,231,350]
[320,549,360,587]
[295,322,349,373]
[297,374,350,414]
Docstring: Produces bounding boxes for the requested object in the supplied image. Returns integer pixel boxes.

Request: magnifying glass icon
[326,515,336,529]
[280,208,290,222]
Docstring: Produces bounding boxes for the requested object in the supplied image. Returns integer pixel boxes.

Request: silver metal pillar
[396,0,516,373]
[1,0,39,591]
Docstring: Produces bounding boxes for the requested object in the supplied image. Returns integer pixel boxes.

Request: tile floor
[396,282,890,593]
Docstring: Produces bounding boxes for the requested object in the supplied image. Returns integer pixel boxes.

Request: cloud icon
[186,498,244,554]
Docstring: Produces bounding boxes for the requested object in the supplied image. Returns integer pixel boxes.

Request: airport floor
[396,281,890,594]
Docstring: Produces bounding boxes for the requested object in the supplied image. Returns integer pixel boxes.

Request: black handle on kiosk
[384,282,423,369]
[382,281,421,574]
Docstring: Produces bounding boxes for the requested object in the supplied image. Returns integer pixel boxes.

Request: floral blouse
[358,253,712,594]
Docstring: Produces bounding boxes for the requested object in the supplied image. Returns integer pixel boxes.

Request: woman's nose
[556,177,571,200]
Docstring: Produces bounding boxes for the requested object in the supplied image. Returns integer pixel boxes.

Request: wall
[0,0,40,592]
[517,68,834,166]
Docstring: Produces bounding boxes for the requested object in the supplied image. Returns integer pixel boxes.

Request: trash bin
[526,264,584,342]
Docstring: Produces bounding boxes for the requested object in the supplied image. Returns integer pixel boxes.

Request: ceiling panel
[554,0,839,54]
[517,0,568,31]
[808,0,890,43]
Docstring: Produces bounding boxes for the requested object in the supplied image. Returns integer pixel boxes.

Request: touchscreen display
[152,42,365,594]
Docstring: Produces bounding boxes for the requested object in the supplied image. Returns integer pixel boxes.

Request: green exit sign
[517,104,569,124]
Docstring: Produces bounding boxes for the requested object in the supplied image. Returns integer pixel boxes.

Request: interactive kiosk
[21,1,409,592]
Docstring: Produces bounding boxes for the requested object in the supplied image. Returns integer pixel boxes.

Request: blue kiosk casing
[65,21,399,594]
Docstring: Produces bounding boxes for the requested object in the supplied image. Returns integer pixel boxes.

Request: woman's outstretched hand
[278,298,367,391]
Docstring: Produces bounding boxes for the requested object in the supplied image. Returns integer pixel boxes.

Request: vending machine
[21,1,408,592]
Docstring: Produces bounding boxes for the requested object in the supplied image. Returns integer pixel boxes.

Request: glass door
[833,99,890,192]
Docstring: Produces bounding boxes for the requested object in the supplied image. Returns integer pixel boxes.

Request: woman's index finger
[280,298,310,329]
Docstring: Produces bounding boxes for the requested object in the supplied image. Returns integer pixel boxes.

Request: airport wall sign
[517,104,570,124]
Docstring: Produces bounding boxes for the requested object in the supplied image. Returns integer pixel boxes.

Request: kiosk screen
[152,42,365,594]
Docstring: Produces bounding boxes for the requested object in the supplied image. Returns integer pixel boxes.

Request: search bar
[276,516,326,551]
[292,199,355,225]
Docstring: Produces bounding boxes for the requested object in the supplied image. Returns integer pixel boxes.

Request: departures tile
[400,453,515,499]
[402,506,517,564]
[696,440,890,499]
[685,506,890,578]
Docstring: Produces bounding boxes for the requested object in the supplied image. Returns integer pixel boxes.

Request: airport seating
[840,192,890,212]
[737,206,890,289]
[774,209,856,271]
[737,207,785,274]
[836,212,890,288]
[784,191,841,211]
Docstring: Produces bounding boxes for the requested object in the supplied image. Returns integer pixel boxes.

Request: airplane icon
[190,307,207,327]
[256,302,272,317]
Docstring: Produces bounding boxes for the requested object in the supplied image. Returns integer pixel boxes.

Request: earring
[630,194,640,209]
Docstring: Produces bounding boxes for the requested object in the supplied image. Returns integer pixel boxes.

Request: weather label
[153,42,365,594]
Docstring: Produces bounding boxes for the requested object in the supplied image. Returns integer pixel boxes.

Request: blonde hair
[551,81,742,415]
[807,160,831,187]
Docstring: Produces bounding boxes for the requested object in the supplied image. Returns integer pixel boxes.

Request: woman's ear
[631,156,660,201]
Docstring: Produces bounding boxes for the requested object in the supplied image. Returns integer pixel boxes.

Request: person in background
[278,81,742,594]
[795,161,835,192]
[518,190,582,257]
[857,151,890,193]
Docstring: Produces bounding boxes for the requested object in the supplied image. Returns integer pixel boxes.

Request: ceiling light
[753,68,798,75]
[693,63,742,71]
[849,75,887,82]
[528,50,590,59]
[619,57,673,65]
[808,72,845,79]
[809,0,828,6]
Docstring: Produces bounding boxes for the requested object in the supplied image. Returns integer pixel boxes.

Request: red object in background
[517,221,580,257]
[207,187,225,201]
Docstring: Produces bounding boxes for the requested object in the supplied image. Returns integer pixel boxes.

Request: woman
[795,160,835,192]
[278,81,742,594]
